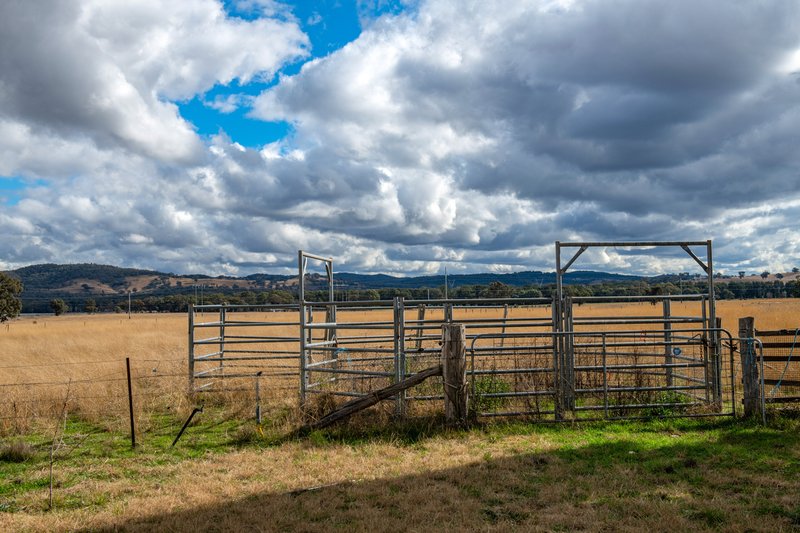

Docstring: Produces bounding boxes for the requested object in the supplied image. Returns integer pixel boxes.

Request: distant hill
[7,263,642,295]
[336,270,641,289]
[5,263,639,311]
[6,263,295,312]
[5,263,797,313]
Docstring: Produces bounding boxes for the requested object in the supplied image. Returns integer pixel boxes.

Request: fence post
[255,371,262,424]
[738,317,759,418]
[441,323,467,425]
[415,304,426,351]
[126,357,135,449]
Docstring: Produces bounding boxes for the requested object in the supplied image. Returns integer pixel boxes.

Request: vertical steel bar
[298,250,307,404]
[714,316,723,410]
[602,334,608,419]
[551,294,561,420]
[663,299,673,387]
[393,297,401,416]
[707,240,721,407]
[325,260,336,345]
[565,296,575,412]
[758,342,766,425]
[729,341,736,418]
[188,303,195,393]
[398,297,406,416]
[701,295,710,403]
[555,241,563,304]
[219,303,226,379]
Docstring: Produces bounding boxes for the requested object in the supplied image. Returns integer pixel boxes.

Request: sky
[1,0,799,278]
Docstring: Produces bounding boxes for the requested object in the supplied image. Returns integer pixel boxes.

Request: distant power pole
[444,267,448,300]
[128,291,131,319]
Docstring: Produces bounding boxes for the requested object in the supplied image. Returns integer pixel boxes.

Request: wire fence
[0,356,280,438]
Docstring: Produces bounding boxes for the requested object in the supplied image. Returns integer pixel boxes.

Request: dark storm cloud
[2,0,799,276]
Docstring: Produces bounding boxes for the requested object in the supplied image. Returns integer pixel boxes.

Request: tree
[0,272,23,322]
[794,267,799,274]
[738,271,746,279]
[84,298,97,314]
[789,280,800,298]
[775,273,784,280]
[268,290,294,304]
[760,271,770,279]
[482,281,514,299]
[50,298,68,316]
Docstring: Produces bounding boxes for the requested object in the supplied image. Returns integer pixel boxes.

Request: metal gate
[190,242,736,421]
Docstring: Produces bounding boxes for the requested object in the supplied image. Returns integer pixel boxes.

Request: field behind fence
[1,299,799,437]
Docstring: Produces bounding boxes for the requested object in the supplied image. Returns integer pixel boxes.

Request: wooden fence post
[441,323,468,425]
[738,317,759,418]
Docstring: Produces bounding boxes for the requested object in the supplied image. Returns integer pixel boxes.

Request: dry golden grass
[1,420,799,532]
[1,301,800,531]
[1,300,798,431]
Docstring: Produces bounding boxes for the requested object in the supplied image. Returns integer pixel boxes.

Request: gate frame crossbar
[555,241,721,414]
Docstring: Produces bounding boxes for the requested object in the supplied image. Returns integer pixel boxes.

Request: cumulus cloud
[2,0,800,276]
[0,0,308,171]
[247,0,800,273]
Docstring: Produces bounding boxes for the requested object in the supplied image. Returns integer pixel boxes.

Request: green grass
[1,411,799,531]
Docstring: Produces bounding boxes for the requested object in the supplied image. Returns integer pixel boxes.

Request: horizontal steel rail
[576,402,703,412]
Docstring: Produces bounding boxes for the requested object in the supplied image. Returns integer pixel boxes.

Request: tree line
[31,280,800,315]
[3,271,800,318]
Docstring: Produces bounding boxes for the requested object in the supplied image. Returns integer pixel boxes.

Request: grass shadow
[79,419,800,532]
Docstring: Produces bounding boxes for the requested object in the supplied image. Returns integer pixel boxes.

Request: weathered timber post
[415,304,426,351]
[738,317,760,418]
[441,323,468,425]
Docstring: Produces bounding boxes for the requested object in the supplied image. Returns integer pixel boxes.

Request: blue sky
[178,1,361,148]
[1,1,799,276]
[0,177,26,206]
[179,1,406,147]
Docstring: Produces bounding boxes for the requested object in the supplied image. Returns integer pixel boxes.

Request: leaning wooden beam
[301,365,443,432]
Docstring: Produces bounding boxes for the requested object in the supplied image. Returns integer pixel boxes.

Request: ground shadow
[87,422,800,532]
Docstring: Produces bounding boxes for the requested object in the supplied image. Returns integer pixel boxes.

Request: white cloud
[0,0,308,170]
[2,0,800,276]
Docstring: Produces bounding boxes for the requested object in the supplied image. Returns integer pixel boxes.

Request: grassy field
[3,299,798,431]
[1,300,799,530]
[1,416,799,531]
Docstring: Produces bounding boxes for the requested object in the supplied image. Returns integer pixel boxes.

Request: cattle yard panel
[299,297,555,418]
[188,303,301,393]
[189,242,737,421]
[756,328,800,407]
[189,297,735,420]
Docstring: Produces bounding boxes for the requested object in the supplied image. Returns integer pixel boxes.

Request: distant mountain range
[7,262,643,299]
[6,263,797,313]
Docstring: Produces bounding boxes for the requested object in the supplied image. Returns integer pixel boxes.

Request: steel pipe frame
[470,327,736,421]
